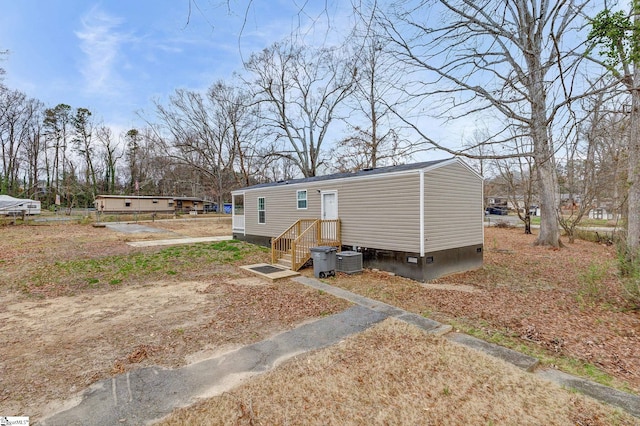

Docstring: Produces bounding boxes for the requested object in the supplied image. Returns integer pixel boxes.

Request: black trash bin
[310,246,337,278]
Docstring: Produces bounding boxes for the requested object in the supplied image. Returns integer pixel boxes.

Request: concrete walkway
[126,235,232,248]
[40,276,640,425]
[41,306,388,425]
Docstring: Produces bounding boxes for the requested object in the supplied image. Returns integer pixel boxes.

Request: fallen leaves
[328,227,640,393]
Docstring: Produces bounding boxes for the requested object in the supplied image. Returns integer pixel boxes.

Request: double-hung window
[258,197,266,224]
[297,190,307,209]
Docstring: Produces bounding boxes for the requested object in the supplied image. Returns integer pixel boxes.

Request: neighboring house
[231,157,484,281]
[94,195,210,214]
[588,207,620,221]
[94,195,176,214]
[485,196,508,207]
[0,195,41,215]
[173,197,205,214]
[588,199,621,221]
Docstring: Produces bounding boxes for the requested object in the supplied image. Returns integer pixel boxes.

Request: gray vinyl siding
[337,173,420,252]
[243,173,421,252]
[244,186,322,237]
[424,162,484,252]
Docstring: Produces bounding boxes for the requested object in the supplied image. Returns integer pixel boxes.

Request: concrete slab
[40,305,388,426]
[126,235,232,248]
[240,263,300,280]
[105,223,172,234]
[536,369,640,418]
[396,312,453,335]
[445,332,539,372]
[293,276,406,316]
[105,222,173,234]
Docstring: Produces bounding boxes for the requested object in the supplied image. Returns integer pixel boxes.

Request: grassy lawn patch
[24,240,267,296]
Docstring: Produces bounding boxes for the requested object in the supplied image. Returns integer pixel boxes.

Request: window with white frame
[258,197,266,224]
[297,190,307,209]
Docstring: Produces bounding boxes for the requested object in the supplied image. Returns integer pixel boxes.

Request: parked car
[485,206,508,215]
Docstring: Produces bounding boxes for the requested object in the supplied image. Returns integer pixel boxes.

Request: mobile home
[0,195,41,215]
[94,195,176,214]
[231,157,484,281]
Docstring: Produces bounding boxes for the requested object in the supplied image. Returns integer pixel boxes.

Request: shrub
[615,243,640,309]
[576,262,609,307]
[493,220,514,228]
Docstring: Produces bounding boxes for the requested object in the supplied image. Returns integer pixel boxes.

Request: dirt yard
[1,219,639,423]
[0,218,348,421]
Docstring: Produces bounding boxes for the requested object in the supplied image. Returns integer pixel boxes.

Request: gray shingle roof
[240,158,454,191]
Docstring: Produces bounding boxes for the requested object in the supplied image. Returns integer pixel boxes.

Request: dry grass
[150,216,232,237]
[160,318,635,426]
[324,227,640,394]
[0,219,349,421]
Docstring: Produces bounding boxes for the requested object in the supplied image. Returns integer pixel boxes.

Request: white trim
[257,196,266,224]
[320,190,338,220]
[296,189,308,210]
[481,178,485,243]
[232,192,245,234]
[419,170,425,257]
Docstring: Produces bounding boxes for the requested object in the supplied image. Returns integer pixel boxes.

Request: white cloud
[75,6,131,95]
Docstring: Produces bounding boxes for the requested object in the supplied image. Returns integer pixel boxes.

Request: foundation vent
[336,251,363,274]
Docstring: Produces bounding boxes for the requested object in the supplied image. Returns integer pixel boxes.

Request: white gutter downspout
[419,170,425,257]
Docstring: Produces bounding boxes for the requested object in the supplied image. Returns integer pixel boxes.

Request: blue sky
[0,1,350,132]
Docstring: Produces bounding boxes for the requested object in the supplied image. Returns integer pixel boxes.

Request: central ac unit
[336,251,363,274]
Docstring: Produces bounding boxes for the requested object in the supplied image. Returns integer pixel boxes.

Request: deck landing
[240,263,300,281]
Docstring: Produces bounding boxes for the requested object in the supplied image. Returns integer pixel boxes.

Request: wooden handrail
[271,219,317,264]
[272,218,341,271]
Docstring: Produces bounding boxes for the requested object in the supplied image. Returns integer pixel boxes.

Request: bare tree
[244,41,355,177]
[72,108,98,198]
[0,89,34,194]
[556,104,600,243]
[333,3,419,171]
[152,87,236,208]
[380,0,592,247]
[589,4,640,255]
[43,103,72,203]
[208,80,262,187]
[23,98,45,199]
[494,136,537,235]
[591,103,628,222]
[95,125,123,194]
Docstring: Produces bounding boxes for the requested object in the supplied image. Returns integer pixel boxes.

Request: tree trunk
[627,67,640,252]
[524,214,531,235]
[530,67,561,247]
[535,156,561,247]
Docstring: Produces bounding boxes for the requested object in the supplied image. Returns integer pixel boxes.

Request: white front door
[232,193,245,233]
[321,191,338,220]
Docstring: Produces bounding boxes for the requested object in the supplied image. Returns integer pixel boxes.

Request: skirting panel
[360,244,483,282]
